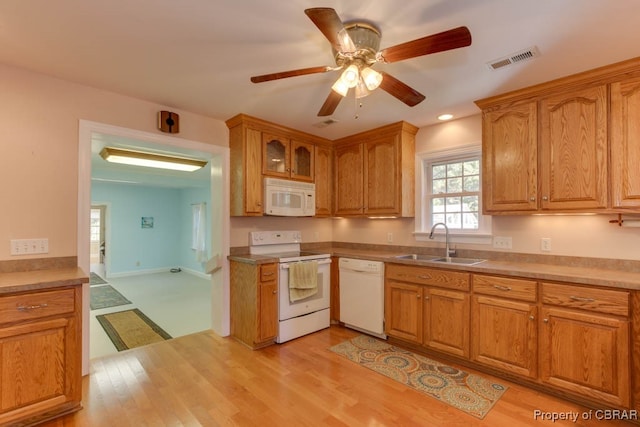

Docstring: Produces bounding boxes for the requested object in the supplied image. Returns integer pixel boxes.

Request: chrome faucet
[429,222,455,261]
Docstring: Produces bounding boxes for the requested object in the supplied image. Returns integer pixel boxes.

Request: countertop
[229,247,640,291]
[0,267,88,294]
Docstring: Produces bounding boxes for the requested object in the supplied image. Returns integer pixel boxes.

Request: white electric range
[249,231,331,343]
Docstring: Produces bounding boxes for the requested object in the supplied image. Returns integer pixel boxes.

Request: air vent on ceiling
[487,46,540,70]
[313,118,339,128]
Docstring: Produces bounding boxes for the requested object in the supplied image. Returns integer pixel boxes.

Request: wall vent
[487,46,540,70]
[313,118,339,128]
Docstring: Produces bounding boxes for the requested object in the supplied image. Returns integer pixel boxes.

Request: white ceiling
[3,1,640,141]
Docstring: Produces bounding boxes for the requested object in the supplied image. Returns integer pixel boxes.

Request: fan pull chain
[353,92,363,119]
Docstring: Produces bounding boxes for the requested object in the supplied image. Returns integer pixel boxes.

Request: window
[416,145,491,243]
[429,158,480,230]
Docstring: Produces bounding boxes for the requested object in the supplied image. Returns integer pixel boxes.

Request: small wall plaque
[158,111,179,134]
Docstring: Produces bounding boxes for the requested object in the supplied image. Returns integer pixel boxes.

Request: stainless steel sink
[394,254,435,261]
[429,257,486,265]
[395,254,485,265]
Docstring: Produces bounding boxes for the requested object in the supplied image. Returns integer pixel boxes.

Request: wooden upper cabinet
[365,136,401,214]
[611,76,640,208]
[539,85,608,210]
[228,124,263,216]
[262,133,314,182]
[482,101,538,212]
[334,143,364,215]
[227,114,330,216]
[334,121,416,217]
[314,145,333,217]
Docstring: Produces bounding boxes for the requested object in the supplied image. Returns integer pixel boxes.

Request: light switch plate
[10,238,49,255]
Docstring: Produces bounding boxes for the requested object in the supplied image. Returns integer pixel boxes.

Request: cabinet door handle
[417,275,430,280]
[493,285,512,291]
[529,315,535,321]
[543,318,549,323]
[416,294,421,299]
[272,290,277,294]
[424,296,430,300]
[569,296,595,303]
[530,196,536,201]
[263,272,275,276]
[542,196,549,201]
[17,303,48,312]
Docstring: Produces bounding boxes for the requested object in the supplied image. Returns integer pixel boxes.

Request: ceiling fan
[250,7,472,117]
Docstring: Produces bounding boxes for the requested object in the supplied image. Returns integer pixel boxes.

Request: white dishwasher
[339,258,386,339]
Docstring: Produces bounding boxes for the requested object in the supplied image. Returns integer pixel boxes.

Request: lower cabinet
[0,286,82,426]
[230,261,278,348]
[384,265,634,411]
[385,264,470,356]
[385,280,422,344]
[423,287,470,358]
[540,282,630,407]
[471,275,538,378]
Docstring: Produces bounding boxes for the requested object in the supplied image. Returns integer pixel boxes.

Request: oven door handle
[280,259,332,269]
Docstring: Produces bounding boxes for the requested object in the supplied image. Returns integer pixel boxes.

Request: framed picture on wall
[141,217,154,229]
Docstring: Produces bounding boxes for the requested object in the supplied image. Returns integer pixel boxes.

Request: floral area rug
[329,335,508,419]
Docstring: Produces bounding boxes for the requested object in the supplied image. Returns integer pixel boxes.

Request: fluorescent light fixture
[99,147,207,172]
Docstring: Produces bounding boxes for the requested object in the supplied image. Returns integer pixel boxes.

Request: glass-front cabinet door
[291,140,314,182]
[262,133,314,182]
[262,133,289,178]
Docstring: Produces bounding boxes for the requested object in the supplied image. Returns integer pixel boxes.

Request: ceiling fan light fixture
[331,78,349,96]
[99,147,207,172]
[355,78,370,99]
[340,64,360,88]
[361,66,383,90]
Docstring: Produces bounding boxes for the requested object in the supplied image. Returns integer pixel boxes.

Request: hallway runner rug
[96,308,172,351]
[89,272,108,286]
[329,335,508,419]
[90,284,131,310]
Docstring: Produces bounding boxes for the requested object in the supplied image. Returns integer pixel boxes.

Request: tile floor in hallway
[89,270,213,359]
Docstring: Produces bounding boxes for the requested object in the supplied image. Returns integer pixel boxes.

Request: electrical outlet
[541,237,552,252]
[492,236,512,249]
[387,232,393,243]
[10,238,49,255]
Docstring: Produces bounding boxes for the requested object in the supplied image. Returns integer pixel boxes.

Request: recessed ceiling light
[438,114,454,121]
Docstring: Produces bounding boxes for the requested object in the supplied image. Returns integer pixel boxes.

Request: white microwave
[264,178,315,217]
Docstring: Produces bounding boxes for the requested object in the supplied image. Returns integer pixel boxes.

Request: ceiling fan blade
[378,72,425,107]
[378,26,472,63]
[317,90,343,116]
[250,66,333,83]
[305,8,355,53]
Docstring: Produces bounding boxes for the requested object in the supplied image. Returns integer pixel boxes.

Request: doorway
[90,205,106,278]
[78,120,230,375]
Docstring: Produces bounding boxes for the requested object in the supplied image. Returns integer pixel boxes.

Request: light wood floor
[42,326,630,427]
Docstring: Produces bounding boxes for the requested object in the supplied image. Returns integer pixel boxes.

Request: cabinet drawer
[260,263,278,282]
[541,282,629,317]
[473,275,537,302]
[0,289,75,324]
[386,264,469,291]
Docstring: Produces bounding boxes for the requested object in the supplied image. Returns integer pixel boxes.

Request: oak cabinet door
[384,280,422,344]
[423,288,470,358]
[539,85,608,210]
[471,295,537,378]
[482,101,538,212]
[314,145,333,216]
[334,143,364,215]
[611,77,640,208]
[540,307,630,407]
